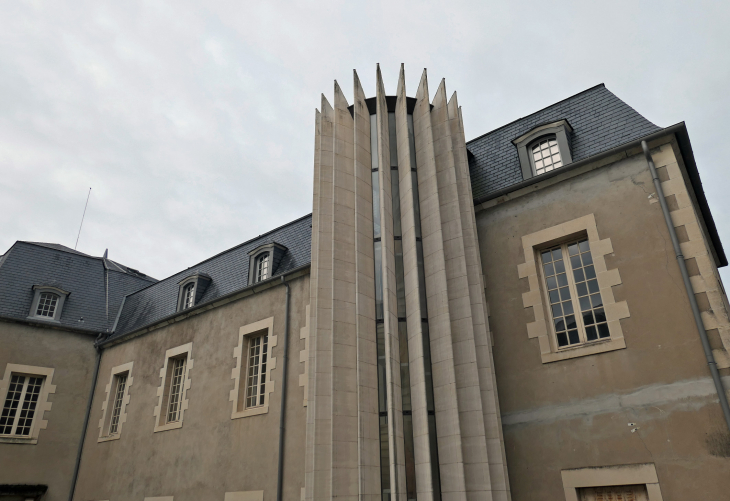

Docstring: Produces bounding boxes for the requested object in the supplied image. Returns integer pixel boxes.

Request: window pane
[541,250,552,262]
[543,263,554,276]
[549,290,560,303]
[598,323,610,338]
[556,273,568,287]
[562,301,574,315]
[551,248,563,261]
[559,287,571,301]
[586,326,598,341]
[557,332,568,347]
[568,330,580,344]
[573,268,585,282]
[554,259,565,274]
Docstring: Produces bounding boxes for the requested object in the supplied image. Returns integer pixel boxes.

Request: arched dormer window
[28,285,70,323]
[512,119,573,179]
[530,135,562,175]
[247,242,288,286]
[255,253,270,283]
[176,273,212,312]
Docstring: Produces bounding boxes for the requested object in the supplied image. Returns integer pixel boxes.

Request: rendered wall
[475,137,730,500]
[0,322,97,501]
[72,275,310,501]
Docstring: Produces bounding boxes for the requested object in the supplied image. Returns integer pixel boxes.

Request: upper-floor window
[512,119,573,180]
[0,374,44,437]
[98,361,133,442]
[153,343,193,433]
[182,283,195,310]
[109,373,128,434]
[255,253,270,283]
[245,333,269,408]
[28,285,69,323]
[530,136,563,175]
[541,238,607,348]
[166,357,187,423]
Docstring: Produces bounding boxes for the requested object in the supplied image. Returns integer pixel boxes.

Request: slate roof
[466,84,662,200]
[0,242,156,333]
[110,213,312,339]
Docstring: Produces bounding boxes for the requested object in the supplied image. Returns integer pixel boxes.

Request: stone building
[1,66,729,501]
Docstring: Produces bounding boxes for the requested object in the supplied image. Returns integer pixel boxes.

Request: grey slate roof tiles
[110,213,312,339]
[0,242,156,333]
[466,84,662,200]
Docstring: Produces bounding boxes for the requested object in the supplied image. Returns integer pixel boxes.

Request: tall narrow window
[255,253,270,283]
[245,334,268,408]
[182,283,195,310]
[35,293,59,318]
[0,375,43,436]
[108,374,128,435]
[541,238,607,348]
[531,136,562,175]
[166,357,187,423]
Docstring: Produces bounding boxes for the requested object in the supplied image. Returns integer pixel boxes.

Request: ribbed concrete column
[307,66,508,501]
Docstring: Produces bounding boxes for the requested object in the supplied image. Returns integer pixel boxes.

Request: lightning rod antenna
[75,187,91,250]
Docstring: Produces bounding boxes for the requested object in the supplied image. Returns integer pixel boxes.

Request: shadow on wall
[706,430,730,457]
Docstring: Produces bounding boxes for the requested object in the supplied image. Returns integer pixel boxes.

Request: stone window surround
[224,491,264,501]
[144,497,173,501]
[153,343,194,433]
[27,285,70,323]
[298,304,310,407]
[0,364,56,444]
[561,463,663,501]
[518,214,630,363]
[230,316,277,419]
[247,243,286,285]
[513,119,574,180]
[176,273,212,312]
[97,361,134,442]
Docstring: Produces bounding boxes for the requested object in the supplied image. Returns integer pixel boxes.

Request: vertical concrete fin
[331,74,358,501]
[447,91,459,120]
[376,62,407,499]
[352,68,380,501]
[416,68,429,104]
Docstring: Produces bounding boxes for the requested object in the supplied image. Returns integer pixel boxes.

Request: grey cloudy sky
[2,0,729,284]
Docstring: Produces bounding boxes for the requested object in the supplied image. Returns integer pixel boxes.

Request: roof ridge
[117,212,313,298]
[466,83,606,144]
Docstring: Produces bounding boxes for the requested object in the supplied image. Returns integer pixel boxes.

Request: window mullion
[563,242,587,344]
[10,377,29,436]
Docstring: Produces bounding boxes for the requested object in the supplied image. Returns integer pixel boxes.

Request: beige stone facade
[2,68,729,501]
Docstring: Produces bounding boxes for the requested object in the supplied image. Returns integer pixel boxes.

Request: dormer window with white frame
[175,273,212,312]
[247,242,288,286]
[513,119,573,179]
[28,285,69,323]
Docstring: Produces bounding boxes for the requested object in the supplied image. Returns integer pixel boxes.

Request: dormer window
[247,242,288,286]
[530,136,562,175]
[28,286,69,323]
[255,253,270,283]
[513,119,573,179]
[181,283,196,310]
[176,273,212,312]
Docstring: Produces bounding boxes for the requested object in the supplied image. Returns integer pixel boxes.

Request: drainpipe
[276,276,291,501]
[642,140,730,432]
[68,333,104,501]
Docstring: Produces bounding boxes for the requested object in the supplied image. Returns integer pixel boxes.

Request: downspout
[642,140,730,432]
[276,276,291,501]
[68,333,104,501]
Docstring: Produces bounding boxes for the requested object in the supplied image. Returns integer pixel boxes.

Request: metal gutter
[100,264,310,348]
[67,334,104,501]
[642,141,730,433]
[473,122,727,268]
[276,277,291,501]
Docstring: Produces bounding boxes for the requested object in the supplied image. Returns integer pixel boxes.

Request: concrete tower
[306,65,510,501]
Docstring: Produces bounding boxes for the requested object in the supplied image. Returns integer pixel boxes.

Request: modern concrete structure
[1,66,729,501]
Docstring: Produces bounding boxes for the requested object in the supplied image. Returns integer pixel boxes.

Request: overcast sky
[1,0,729,284]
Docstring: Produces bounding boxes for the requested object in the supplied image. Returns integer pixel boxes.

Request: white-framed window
[98,362,134,442]
[0,364,55,444]
[182,283,195,310]
[245,333,269,409]
[541,238,608,349]
[28,285,69,323]
[530,136,563,176]
[0,375,44,436]
[255,253,270,283]
[230,317,276,419]
[153,343,193,433]
[166,357,187,422]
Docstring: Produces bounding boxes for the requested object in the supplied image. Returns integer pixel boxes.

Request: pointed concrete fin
[432,78,447,109]
[416,68,429,102]
[334,80,350,109]
[376,63,387,100]
[315,108,321,134]
[396,64,406,103]
[103,249,108,259]
[321,94,334,120]
[353,69,366,102]
[447,90,459,119]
